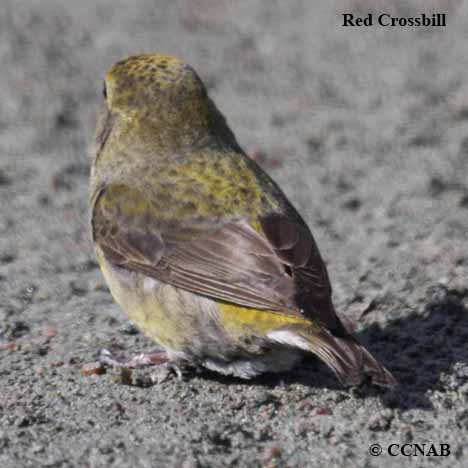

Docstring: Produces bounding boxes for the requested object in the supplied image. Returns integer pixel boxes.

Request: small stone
[0,342,17,351]
[34,289,50,302]
[263,444,282,466]
[50,360,64,367]
[41,326,58,338]
[268,446,282,458]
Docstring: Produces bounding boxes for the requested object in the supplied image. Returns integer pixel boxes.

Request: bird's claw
[97,348,185,384]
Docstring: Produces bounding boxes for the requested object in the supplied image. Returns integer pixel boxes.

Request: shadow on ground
[158,284,468,411]
[356,284,468,410]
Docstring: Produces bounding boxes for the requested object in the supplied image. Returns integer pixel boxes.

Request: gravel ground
[1,1,467,467]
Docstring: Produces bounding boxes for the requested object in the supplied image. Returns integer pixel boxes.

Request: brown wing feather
[260,213,342,333]
[92,184,300,316]
[92,184,346,333]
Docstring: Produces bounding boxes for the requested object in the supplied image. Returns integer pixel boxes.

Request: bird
[89,53,396,387]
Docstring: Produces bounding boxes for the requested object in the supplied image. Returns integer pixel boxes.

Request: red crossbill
[89,53,395,387]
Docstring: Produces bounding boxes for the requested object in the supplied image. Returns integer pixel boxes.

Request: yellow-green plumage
[95,150,278,222]
[90,53,396,386]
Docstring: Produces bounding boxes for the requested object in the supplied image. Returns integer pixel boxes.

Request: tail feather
[268,326,396,387]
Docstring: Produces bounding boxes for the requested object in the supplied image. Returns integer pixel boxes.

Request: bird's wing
[260,213,339,331]
[92,183,338,327]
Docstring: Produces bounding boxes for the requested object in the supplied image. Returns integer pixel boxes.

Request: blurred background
[1,1,467,467]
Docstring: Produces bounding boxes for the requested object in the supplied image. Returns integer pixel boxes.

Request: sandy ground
[1,1,468,466]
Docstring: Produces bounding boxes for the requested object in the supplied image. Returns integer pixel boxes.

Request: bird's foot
[98,348,184,381]
[99,348,170,368]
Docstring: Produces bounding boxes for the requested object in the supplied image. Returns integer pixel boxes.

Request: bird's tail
[268,325,397,387]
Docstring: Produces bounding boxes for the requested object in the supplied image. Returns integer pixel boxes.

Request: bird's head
[94,53,239,166]
[103,53,207,117]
